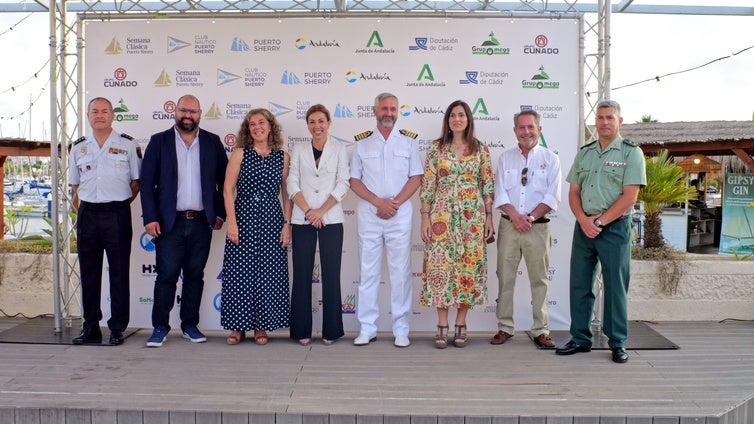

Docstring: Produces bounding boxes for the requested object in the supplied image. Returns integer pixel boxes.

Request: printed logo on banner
[355,30,395,54]
[205,102,223,120]
[303,72,332,85]
[116,36,154,55]
[113,98,139,122]
[296,37,342,50]
[471,98,501,121]
[217,69,241,86]
[244,68,267,87]
[230,36,250,52]
[253,38,282,52]
[355,104,374,118]
[105,38,123,54]
[194,34,217,54]
[471,31,510,56]
[167,36,191,53]
[406,64,446,87]
[152,100,176,120]
[342,293,356,314]
[139,232,156,252]
[281,70,301,85]
[460,70,508,85]
[223,134,236,153]
[269,102,293,117]
[225,102,256,119]
[521,103,564,120]
[350,71,392,82]
[408,36,458,51]
[104,67,138,88]
[460,71,479,84]
[334,104,354,118]
[523,35,560,55]
[410,103,444,115]
[154,69,172,87]
[522,65,560,90]
[399,104,412,117]
[345,71,359,83]
[175,69,203,87]
[296,101,311,120]
[213,292,222,312]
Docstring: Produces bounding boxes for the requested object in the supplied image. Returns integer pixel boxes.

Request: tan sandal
[435,325,449,349]
[226,331,245,345]
[453,324,468,348]
[254,330,268,345]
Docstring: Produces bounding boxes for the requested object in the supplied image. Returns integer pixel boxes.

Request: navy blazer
[140,127,228,233]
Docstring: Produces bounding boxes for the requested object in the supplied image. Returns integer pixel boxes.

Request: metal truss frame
[1,0,744,331]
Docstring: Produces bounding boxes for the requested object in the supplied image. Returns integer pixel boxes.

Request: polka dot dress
[221,148,290,332]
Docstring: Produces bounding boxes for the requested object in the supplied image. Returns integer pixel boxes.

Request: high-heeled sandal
[453,324,468,348]
[298,338,311,346]
[435,325,449,349]
[254,330,268,345]
[226,331,246,345]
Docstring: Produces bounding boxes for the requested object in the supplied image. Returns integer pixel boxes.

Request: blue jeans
[151,216,212,331]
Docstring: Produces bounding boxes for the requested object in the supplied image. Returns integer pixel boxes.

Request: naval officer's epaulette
[622,138,638,147]
[399,129,418,139]
[120,133,134,140]
[354,130,373,141]
[73,136,86,146]
[579,139,598,150]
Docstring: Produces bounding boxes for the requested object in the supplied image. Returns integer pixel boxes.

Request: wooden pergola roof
[620,120,754,171]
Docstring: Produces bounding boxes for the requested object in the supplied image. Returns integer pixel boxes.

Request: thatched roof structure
[620,121,754,158]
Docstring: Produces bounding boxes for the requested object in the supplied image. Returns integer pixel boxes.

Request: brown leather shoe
[490,330,513,345]
[534,333,555,348]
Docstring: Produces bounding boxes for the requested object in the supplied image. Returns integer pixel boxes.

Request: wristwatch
[594,218,603,227]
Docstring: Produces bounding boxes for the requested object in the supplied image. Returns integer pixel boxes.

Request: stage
[0,318,751,423]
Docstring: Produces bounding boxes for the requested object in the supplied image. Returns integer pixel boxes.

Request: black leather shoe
[109,331,125,346]
[611,347,629,363]
[72,328,102,345]
[555,340,592,355]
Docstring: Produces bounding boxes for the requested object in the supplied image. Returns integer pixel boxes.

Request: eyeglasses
[177,108,200,115]
[521,167,528,186]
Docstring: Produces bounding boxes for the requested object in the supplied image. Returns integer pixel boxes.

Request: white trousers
[355,202,414,337]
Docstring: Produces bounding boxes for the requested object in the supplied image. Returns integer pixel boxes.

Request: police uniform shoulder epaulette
[73,136,86,146]
[120,133,134,140]
[622,138,638,147]
[354,130,373,141]
[399,129,418,139]
[580,140,598,150]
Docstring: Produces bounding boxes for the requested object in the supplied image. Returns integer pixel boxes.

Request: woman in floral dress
[419,100,495,348]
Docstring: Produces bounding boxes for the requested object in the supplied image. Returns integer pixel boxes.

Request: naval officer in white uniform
[349,92,423,348]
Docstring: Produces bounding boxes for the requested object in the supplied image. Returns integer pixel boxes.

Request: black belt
[176,210,206,219]
[80,199,130,211]
[501,214,550,224]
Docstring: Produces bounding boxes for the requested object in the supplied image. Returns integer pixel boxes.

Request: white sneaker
[394,335,410,348]
[353,333,376,346]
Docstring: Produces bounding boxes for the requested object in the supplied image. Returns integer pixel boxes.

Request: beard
[378,116,396,128]
[175,117,198,132]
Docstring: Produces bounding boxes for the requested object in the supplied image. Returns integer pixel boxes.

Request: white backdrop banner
[85,16,581,333]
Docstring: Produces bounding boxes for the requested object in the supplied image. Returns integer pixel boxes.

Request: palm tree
[637,114,658,123]
[638,149,698,249]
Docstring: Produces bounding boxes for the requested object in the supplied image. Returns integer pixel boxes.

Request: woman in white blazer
[287,104,350,345]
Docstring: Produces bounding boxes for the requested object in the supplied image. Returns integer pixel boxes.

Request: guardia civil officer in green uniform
[556,100,645,364]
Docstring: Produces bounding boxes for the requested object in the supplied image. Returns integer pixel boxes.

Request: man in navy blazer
[140,94,228,347]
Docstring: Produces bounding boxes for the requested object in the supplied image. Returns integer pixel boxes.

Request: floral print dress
[419,140,494,308]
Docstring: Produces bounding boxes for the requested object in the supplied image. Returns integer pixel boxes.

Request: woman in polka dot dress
[222,108,292,345]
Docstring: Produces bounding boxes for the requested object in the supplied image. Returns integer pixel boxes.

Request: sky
[0,7,752,140]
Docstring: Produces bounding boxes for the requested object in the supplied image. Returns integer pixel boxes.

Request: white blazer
[287,136,350,225]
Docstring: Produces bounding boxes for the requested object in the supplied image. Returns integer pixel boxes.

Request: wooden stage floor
[0,318,752,423]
